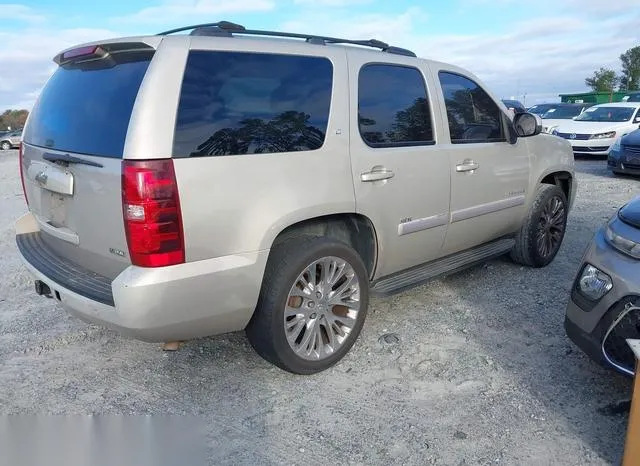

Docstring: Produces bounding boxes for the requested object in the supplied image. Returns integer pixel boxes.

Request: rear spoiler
[53,41,157,67]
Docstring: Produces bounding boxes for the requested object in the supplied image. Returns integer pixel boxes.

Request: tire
[510,184,568,268]
[246,236,370,374]
[0,141,10,151]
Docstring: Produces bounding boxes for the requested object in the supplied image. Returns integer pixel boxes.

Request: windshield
[528,104,556,115]
[541,106,584,119]
[574,106,636,122]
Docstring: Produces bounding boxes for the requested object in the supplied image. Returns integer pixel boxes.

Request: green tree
[585,67,619,92]
[0,109,29,131]
[619,46,640,91]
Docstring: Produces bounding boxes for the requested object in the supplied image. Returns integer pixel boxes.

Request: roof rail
[157,21,417,58]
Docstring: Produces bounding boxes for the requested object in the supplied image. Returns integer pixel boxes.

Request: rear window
[173,51,333,157]
[23,54,152,158]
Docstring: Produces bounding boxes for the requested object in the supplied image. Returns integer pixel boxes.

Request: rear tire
[246,236,369,375]
[0,142,10,151]
[510,184,568,268]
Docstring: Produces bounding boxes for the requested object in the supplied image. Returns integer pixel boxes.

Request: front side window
[173,51,333,157]
[358,64,434,147]
[438,71,505,144]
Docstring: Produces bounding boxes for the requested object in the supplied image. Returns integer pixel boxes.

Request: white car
[551,102,640,156]
[540,104,592,134]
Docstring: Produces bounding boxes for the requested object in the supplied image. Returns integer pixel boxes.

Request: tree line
[585,46,640,93]
[0,109,29,131]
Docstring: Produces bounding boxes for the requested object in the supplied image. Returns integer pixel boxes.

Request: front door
[432,69,530,255]
[348,57,451,279]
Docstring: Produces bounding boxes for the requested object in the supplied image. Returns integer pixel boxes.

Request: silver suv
[1,130,22,150]
[15,21,577,374]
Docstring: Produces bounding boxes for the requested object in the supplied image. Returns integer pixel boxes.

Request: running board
[371,238,515,296]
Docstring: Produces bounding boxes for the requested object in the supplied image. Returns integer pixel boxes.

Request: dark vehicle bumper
[565,227,640,377]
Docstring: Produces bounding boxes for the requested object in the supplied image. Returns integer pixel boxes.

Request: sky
[0,0,638,110]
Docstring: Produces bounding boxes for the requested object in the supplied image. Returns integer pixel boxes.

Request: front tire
[246,236,369,374]
[511,184,568,268]
[0,142,10,151]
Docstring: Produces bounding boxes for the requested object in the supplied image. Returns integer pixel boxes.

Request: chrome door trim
[451,195,525,223]
[398,213,448,236]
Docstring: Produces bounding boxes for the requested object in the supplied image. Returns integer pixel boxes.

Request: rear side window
[358,64,434,147]
[438,71,505,144]
[173,51,333,157]
[23,54,152,158]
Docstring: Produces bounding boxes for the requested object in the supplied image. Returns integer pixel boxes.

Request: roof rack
[157,21,417,58]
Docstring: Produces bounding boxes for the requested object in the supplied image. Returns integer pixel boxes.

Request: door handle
[456,160,480,172]
[361,168,395,182]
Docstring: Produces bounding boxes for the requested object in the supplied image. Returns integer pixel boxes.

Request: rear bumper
[15,214,269,342]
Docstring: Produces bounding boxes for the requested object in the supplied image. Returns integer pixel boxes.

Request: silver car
[565,195,640,377]
[15,21,576,374]
[1,130,22,150]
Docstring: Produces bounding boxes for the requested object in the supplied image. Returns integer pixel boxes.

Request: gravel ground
[0,149,638,465]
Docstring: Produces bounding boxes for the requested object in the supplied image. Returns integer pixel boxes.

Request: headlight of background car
[590,131,616,139]
[605,223,640,259]
[552,129,559,136]
[577,264,613,301]
[544,125,558,134]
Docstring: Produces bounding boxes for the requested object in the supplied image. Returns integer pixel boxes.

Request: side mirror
[513,112,542,138]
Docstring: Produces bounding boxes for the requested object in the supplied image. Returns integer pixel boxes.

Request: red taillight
[122,159,185,268]
[62,45,98,60]
[19,142,28,206]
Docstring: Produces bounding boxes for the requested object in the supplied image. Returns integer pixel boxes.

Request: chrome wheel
[0,142,10,151]
[536,195,565,258]
[284,256,361,361]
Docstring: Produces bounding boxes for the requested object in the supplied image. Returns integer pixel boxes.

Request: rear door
[21,39,162,279]
[348,56,451,279]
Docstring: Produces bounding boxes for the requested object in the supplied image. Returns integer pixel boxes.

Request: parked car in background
[551,102,640,156]
[565,195,640,377]
[15,21,576,375]
[527,103,563,115]
[502,99,526,115]
[608,128,640,176]
[622,91,640,102]
[540,103,592,134]
[0,130,22,150]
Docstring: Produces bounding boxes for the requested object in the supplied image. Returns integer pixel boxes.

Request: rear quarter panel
[170,39,355,261]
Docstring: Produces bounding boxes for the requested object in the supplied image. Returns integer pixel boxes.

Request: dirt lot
[0,149,637,465]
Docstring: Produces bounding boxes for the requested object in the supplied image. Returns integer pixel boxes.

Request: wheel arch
[268,213,379,280]
[538,170,574,205]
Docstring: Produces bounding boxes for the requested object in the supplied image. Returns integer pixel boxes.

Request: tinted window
[23,55,152,158]
[173,51,333,157]
[438,71,505,143]
[358,64,433,147]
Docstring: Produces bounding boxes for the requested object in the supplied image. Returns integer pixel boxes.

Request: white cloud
[0,27,119,110]
[279,10,637,103]
[564,0,640,16]
[112,0,275,25]
[293,0,372,5]
[0,4,46,23]
[0,2,637,110]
